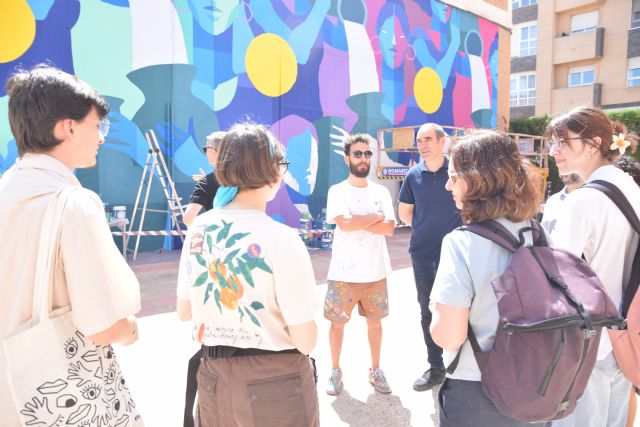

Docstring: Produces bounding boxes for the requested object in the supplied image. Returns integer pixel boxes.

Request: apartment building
[510,0,640,120]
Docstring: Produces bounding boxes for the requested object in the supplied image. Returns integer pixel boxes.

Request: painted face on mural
[378,12,409,69]
[284,128,318,195]
[188,0,239,36]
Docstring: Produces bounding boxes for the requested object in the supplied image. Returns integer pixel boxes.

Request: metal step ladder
[128,129,186,260]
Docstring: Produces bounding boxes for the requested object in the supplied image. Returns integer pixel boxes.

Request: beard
[349,160,370,178]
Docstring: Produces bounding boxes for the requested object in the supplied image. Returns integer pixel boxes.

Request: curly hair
[450,131,540,224]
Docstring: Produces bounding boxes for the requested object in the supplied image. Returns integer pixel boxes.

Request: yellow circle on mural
[414,67,444,114]
[245,33,297,97]
[0,0,36,63]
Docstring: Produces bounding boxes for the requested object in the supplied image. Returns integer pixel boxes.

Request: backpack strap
[460,220,521,253]
[447,219,527,374]
[445,323,482,375]
[583,180,640,317]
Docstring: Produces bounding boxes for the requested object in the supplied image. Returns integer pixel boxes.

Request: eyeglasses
[84,118,110,138]
[278,160,291,174]
[202,146,217,154]
[448,171,459,184]
[548,137,590,153]
[351,150,373,159]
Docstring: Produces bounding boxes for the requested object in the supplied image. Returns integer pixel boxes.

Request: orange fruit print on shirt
[220,288,238,309]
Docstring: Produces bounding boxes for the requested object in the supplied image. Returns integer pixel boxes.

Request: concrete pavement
[116,228,443,426]
[116,267,439,426]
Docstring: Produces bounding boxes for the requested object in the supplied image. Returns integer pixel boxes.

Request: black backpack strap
[529,219,549,247]
[460,220,520,253]
[585,180,640,234]
[183,349,201,427]
[446,323,482,374]
[583,180,640,317]
[448,220,522,374]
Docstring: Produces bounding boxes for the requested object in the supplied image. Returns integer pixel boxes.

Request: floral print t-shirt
[177,208,317,350]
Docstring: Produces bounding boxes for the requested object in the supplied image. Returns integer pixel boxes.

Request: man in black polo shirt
[398,123,461,391]
[183,131,225,227]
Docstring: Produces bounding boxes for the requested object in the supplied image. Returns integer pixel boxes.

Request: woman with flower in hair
[176,122,319,426]
[547,107,640,427]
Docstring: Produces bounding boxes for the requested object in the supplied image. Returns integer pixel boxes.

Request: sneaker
[326,368,343,395]
[368,368,392,394]
[413,367,446,391]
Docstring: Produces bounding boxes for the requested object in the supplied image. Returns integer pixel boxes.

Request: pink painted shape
[452,75,474,127]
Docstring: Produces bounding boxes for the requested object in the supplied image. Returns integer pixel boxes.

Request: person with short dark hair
[183,131,225,227]
[176,122,319,426]
[324,133,396,395]
[398,122,462,391]
[429,131,543,426]
[547,107,640,427]
[0,65,141,424]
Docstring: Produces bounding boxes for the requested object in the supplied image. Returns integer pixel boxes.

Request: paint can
[112,205,127,219]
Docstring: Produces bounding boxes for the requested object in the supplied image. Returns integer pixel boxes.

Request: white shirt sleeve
[326,183,350,223]
[381,187,397,223]
[60,190,141,336]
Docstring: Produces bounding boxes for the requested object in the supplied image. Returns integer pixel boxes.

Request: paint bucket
[112,205,126,219]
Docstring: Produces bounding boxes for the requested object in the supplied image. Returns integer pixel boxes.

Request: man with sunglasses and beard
[398,123,461,392]
[323,133,396,396]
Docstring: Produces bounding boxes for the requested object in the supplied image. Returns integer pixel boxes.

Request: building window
[568,67,595,87]
[570,11,598,34]
[629,58,640,87]
[632,0,640,29]
[512,0,537,9]
[519,25,537,57]
[510,73,536,107]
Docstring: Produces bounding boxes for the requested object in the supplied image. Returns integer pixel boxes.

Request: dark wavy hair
[6,64,109,156]
[450,131,540,224]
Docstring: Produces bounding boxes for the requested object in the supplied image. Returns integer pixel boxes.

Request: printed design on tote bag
[191,221,270,330]
[19,330,140,426]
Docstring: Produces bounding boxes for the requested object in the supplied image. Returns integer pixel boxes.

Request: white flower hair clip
[610,133,631,155]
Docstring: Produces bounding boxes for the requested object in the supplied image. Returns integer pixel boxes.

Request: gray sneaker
[368,368,392,394]
[326,368,343,395]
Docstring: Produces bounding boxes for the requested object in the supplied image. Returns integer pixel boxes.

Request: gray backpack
[447,219,623,422]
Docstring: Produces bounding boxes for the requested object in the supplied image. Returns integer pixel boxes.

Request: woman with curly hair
[547,107,640,427]
[429,131,545,426]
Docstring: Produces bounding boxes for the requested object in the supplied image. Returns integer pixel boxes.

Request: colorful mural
[0,0,499,250]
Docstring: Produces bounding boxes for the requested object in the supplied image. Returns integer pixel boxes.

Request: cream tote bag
[2,188,143,426]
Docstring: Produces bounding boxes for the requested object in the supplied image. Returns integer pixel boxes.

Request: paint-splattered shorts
[323,279,389,323]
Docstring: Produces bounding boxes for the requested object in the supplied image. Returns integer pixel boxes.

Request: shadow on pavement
[330,389,412,427]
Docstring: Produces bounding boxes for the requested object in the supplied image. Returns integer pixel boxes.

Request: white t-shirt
[325,180,396,283]
[540,187,568,233]
[552,165,640,360]
[0,154,141,424]
[177,208,317,350]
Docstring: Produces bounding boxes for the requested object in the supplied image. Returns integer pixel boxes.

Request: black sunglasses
[351,150,373,159]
